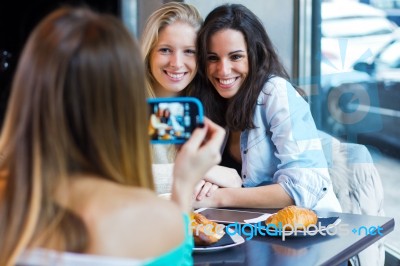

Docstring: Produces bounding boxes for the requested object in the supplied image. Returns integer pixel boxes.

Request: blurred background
[1,0,399,264]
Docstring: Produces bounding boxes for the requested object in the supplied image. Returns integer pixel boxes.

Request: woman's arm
[193,184,294,209]
[203,165,242,188]
[171,118,225,213]
[264,79,331,208]
[152,161,241,197]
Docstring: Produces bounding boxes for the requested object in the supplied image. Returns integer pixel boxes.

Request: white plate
[193,229,245,253]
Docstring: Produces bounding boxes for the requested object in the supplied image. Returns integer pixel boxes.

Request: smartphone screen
[148,97,203,144]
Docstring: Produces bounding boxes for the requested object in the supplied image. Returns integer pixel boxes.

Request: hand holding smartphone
[147,97,204,144]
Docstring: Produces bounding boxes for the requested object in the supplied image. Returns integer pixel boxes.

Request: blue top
[239,76,332,209]
[17,214,194,266]
[145,213,193,266]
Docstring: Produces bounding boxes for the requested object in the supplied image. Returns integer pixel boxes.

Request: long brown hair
[191,4,290,130]
[0,7,153,265]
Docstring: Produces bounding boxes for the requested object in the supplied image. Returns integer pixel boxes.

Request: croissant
[265,205,317,230]
[191,213,225,246]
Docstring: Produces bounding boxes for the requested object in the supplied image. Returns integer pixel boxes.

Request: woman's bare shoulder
[77,182,186,259]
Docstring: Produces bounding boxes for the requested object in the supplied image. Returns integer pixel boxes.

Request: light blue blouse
[239,76,332,209]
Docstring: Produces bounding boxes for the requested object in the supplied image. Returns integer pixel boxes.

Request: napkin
[244,213,273,224]
[314,217,340,227]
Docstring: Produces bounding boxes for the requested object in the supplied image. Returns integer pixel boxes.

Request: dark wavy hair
[191,4,290,130]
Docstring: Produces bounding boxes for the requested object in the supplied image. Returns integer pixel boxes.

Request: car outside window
[377,40,400,68]
[322,16,395,38]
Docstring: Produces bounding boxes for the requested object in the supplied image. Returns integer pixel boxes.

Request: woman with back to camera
[0,7,225,266]
[191,4,342,212]
[141,2,242,197]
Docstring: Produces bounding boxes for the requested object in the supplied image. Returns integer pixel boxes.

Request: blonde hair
[0,7,153,265]
[140,2,202,98]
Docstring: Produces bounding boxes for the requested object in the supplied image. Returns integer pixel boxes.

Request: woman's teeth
[219,78,236,85]
[167,72,184,79]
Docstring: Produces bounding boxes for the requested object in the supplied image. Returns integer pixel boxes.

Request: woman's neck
[154,86,180,98]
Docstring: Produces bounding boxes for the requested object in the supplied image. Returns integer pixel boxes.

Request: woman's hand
[193,180,219,201]
[171,118,225,212]
[192,165,242,201]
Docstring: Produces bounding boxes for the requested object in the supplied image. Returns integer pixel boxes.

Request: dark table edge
[320,217,395,266]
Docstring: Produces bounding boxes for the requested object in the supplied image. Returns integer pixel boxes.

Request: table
[193,208,395,266]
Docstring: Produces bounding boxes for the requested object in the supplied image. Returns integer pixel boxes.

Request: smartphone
[147,97,204,144]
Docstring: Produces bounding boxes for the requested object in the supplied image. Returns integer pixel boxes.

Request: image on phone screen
[148,98,203,144]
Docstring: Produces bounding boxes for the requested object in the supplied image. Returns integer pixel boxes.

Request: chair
[322,133,385,266]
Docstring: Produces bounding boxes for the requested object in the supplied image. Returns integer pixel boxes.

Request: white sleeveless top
[18,248,145,266]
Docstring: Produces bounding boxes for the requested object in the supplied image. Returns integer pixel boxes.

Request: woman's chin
[217,90,236,99]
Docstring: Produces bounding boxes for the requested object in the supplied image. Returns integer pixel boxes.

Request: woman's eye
[185,49,196,55]
[231,54,243,61]
[159,48,171,54]
[207,55,218,62]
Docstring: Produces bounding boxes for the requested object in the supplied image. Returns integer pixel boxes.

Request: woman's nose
[217,59,231,76]
[169,52,183,69]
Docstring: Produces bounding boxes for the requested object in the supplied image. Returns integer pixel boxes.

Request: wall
[185,0,295,77]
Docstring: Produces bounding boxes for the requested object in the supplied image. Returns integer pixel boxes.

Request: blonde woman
[0,7,225,266]
[141,2,242,197]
